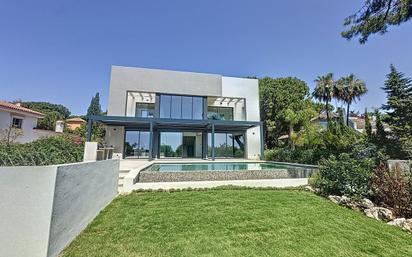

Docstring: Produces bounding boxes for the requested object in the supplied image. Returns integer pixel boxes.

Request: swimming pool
[143,162,303,172]
[139,162,317,182]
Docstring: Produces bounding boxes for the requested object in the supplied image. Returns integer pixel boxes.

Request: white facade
[105,66,262,160]
[0,107,43,143]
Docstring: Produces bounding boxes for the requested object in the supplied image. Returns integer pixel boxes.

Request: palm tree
[337,74,368,125]
[313,73,335,122]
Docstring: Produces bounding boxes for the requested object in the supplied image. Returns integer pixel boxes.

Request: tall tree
[364,108,372,139]
[87,93,102,117]
[381,65,412,156]
[259,77,310,148]
[283,100,317,150]
[20,101,71,130]
[342,0,412,43]
[313,73,335,123]
[337,74,368,125]
[374,110,387,145]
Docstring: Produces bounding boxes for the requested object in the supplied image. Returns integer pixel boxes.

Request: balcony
[207,97,245,121]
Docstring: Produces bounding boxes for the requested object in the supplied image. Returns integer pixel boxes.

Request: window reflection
[208,132,244,158]
[160,95,171,118]
[207,106,233,120]
[124,131,150,158]
[159,94,203,120]
[135,103,155,118]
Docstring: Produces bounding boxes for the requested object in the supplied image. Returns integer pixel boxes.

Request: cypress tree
[87,93,102,118]
[364,108,372,139]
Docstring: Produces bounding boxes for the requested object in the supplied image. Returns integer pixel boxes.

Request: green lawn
[61,189,412,257]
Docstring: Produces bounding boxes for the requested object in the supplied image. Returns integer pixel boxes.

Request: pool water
[143,162,313,172]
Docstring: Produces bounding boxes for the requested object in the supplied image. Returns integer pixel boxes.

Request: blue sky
[1,0,411,115]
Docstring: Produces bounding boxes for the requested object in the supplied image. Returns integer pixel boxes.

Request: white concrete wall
[222,76,262,159]
[0,160,119,257]
[0,166,57,257]
[108,66,222,116]
[47,160,119,257]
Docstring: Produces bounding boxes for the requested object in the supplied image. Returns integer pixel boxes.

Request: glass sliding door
[124,130,150,158]
[208,132,245,158]
[231,132,245,157]
[160,132,182,158]
[160,132,203,158]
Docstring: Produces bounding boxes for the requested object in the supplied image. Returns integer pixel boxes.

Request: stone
[346,202,362,212]
[328,195,341,204]
[305,185,315,192]
[364,207,395,221]
[387,218,406,228]
[403,219,412,232]
[340,196,351,205]
[359,198,374,209]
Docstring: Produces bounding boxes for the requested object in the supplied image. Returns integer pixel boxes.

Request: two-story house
[88,66,263,160]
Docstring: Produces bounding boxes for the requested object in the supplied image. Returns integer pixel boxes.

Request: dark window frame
[159,93,204,120]
[12,117,23,129]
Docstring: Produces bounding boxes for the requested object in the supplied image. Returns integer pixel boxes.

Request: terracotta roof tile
[0,101,45,117]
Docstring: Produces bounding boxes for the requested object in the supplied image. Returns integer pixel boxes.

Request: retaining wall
[0,159,119,257]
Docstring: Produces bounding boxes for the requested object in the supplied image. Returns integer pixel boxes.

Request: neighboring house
[310,112,340,130]
[0,101,46,143]
[349,116,391,133]
[66,117,86,131]
[88,66,263,160]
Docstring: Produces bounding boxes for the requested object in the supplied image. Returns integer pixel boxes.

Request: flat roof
[89,115,260,132]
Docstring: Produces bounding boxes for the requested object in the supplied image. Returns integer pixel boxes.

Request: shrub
[311,153,375,198]
[0,135,84,166]
[373,163,412,218]
[265,148,326,165]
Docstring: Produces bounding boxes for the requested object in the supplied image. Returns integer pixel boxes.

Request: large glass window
[160,132,203,158]
[192,97,203,120]
[208,132,245,158]
[160,132,182,158]
[171,95,182,119]
[124,131,150,158]
[159,94,203,120]
[181,96,193,119]
[135,103,155,118]
[160,95,171,118]
[207,106,233,120]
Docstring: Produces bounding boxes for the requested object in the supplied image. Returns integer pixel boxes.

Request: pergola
[87,115,263,161]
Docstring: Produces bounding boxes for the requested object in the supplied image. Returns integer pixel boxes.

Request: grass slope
[61,189,412,257]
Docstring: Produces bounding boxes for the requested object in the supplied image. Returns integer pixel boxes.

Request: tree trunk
[346,102,350,126]
[326,99,330,128]
[288,123,295,150]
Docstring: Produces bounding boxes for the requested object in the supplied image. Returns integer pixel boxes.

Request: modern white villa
[88,66,264,160]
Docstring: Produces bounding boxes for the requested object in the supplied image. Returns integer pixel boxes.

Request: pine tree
[87,93,102,117]
[381,65,412,157]
[364,108,372,139]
